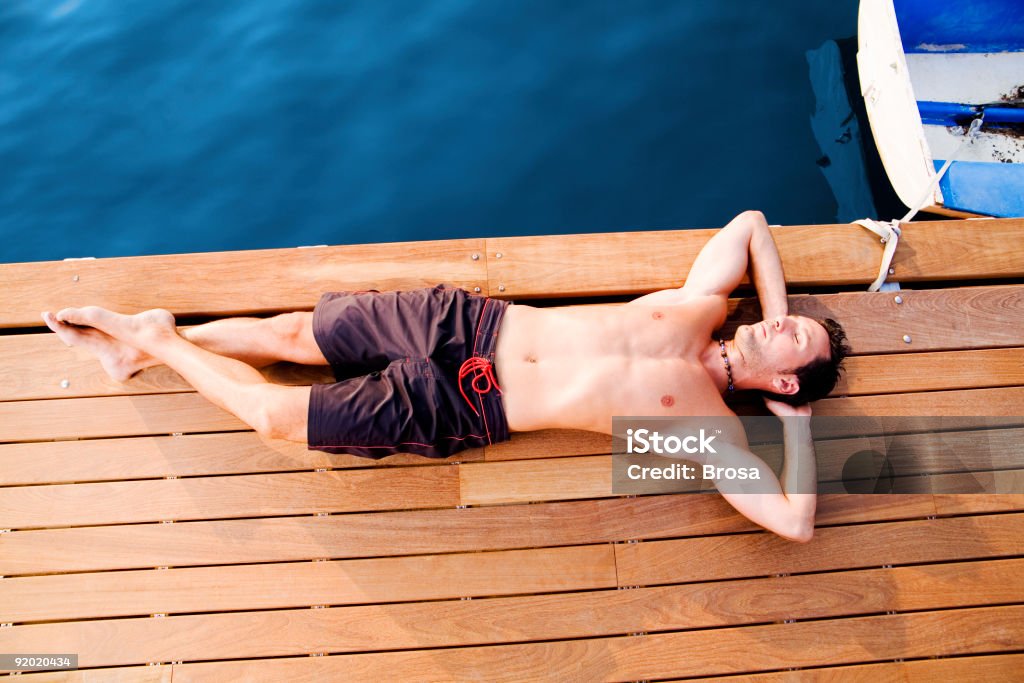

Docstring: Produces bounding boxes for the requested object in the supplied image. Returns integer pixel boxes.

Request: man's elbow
[782,518,815,543]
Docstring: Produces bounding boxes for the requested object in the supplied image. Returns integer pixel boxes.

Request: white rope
[853,116,984,292]
[853,218,901,292]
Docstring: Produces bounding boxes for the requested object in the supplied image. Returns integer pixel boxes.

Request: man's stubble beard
[738,325,766,376]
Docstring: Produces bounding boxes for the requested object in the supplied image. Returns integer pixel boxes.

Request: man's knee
[267,312,324,365]
[268,312,309,343]
[253,385,310,443]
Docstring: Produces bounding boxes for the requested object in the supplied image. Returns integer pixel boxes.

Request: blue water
[1,0,858,264]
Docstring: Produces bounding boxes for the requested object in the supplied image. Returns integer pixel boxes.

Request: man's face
[736,315,831,389]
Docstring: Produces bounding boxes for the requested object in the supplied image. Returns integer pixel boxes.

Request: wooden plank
[877,469,1024,495]
[0,424,586,491]
[900,655,1024,683]
[0,328,334,401]
[4,219,1022,327]
[487,416,1024,466]
[0,332,191,401]
[486,218,1024,298]
[835,348,1024,395]
[0,432,480,487]
[0,239,488,329]
[861,219,1024,282]
[8,413,1015,488]
[23,654,1024,683]
[0,493,935,576]
[165,604,1024,682]
[0,467,459,530]
[814,386,1024,416]
[484,428,616,460]
[725,285,1024,355]
[0,436,990,532]
[0,545,616,623]
[817,469,1024,496]
[464,452,715,502]
[616,513,1024,586]
[2,423,1015,521]
[934,493,1024,516]
[464,443,1020,507]
[0,433,339,486]
[0,424,596,483]
[3,558,1021,668]
[769,427,1024,483]
[678,653,1024,682]
[15,668,171,683]
[0,392,244,443]
[539,284,1024,356]
[460,455,609,505]
[811,494,937,526]
[4,383,1021,449]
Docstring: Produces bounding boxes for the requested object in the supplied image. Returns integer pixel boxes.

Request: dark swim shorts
[307,284,511,459]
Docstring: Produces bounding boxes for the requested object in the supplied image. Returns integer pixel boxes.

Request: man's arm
[768,400,817,538]
[630,211,789,318]
[674,409,816,542]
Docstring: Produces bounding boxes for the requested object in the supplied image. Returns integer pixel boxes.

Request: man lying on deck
[42,210,848,542]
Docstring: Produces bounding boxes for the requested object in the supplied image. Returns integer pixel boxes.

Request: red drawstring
[458,356,502,416]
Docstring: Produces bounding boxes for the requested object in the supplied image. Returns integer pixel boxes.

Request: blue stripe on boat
[935,160,1024,218]
[895,0,1024,53]
[918,101,1024,126]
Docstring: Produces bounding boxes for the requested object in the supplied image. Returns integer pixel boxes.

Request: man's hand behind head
[764,396,812,418]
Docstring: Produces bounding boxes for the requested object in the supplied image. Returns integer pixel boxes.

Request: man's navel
[652,311,664,320]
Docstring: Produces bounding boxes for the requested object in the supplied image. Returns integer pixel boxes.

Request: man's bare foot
[53,306,177,346]
[42,311,159,382]
[42,307,176,382]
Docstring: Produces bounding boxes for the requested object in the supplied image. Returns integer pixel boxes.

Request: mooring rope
[854,115,984,291]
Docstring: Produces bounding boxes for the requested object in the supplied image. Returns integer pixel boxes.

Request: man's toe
[55,307,94,326]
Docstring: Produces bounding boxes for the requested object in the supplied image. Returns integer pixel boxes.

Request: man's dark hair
[763,317,851,406]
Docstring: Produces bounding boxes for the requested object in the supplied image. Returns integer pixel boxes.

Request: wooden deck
[2,218,1024,681]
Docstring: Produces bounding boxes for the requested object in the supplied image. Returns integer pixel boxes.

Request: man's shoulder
[627,290,727,325]
[627,289,725,309]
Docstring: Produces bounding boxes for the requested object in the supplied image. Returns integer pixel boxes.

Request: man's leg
[43,310,326,381]
[183,313,327,367]
[45,306,310,442]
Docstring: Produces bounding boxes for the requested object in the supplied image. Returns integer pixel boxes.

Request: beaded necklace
[718,339,735,393]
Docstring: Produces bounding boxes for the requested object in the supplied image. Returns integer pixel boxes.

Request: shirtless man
[42,210,849,542]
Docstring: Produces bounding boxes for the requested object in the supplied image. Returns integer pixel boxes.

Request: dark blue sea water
[1,0,858,264]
